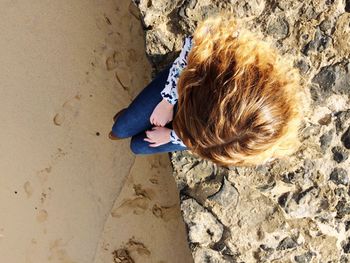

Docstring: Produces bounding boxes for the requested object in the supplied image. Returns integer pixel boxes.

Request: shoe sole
[109,131,121,140]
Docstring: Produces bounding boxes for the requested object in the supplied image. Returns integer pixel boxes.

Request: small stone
[336,110,350,134]
[345,220,350,231]
[341,127,350,149]
[206,178,239,225]
[276,237,298,250]
[340,254,350,263]
[318,114,332,125]
[319,19,333,33]
[181,198,223,246]
[304,28,331,54]
[330,168,348,185]
[254,245,274,261]
[278,192,290,207]
[295,59,310,75]
[267,16,289,39]
[302,34,309,40]
[332,146,349,163]
[302,123,321,139]
[294,251,315,263]
[311,62,350,97]
[335,187,348,198]
[312,65,336,95]
[281,171,296,184]
[299,4,317,20]
[336,199,350,218]
[345,0,350,12]
[309,83,322,101]
[318,198,330,211]
[193,248,228,263]
[294,186,315,204]
[333,63,350,95]
[342,238,350,253]
[319,129,334,151]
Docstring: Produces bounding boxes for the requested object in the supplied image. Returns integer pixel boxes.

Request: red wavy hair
[173,14,304,167]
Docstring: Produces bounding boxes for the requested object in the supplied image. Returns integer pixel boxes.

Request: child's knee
[130,136,153,155]
[130,136,142,155]
[130,140,142,155]
[112,121,130,138]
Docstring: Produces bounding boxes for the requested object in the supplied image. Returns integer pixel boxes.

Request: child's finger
[143,137,153,143]
[145,131,152,139]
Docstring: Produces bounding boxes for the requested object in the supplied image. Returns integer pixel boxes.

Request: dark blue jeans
[111,64,189,155]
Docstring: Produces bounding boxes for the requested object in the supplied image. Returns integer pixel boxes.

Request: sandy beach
[0,0,192,262]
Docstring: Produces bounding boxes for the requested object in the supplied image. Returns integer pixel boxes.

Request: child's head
[173,14,304,167]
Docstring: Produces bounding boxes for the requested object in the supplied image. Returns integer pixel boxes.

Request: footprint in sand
[133,184,155,200]
[105,50,122,71]
[103,44,136,83]
[125,238,150,256]
[151,203,180,222]
[149,178,158,184]
[126,48,138,63]
[115,67,132,92]
[23,181,33,198]
[36,209,48,223]
[95,15,113,33]
[111,196,148,217]
[149,157,168,170]
[113,249,134,263]
[111,184,155,217]
[48,238,74,262]
[40,187,52,204]
[112,238,150,263]
[53,94,81,126]
[37,166,52,184]
[128,2,141,21]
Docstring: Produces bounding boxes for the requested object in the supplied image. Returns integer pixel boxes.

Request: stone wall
[133,0,350,262]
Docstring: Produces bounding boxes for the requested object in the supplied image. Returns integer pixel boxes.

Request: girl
[109,14,303,167]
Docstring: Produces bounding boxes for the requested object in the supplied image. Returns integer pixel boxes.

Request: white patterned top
[160,36,193,147]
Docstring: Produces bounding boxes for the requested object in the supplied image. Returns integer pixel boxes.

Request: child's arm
[170,129,187,147]
[161,35,193,148]
[160,35,193,105]
[148,36,193,148]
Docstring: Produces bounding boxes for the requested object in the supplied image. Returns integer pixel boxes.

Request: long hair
[172,14,304,167]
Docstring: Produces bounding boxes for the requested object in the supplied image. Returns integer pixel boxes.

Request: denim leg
[111,63,188,154]
[112,64,172,138]
[129,80,189,154]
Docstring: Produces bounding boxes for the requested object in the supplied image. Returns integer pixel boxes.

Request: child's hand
[144,126,171,147]
[150,99,174,126]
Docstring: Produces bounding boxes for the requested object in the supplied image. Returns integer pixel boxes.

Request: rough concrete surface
[133,0,350,262]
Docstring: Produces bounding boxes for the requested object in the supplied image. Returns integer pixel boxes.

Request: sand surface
[0,0,192,262]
